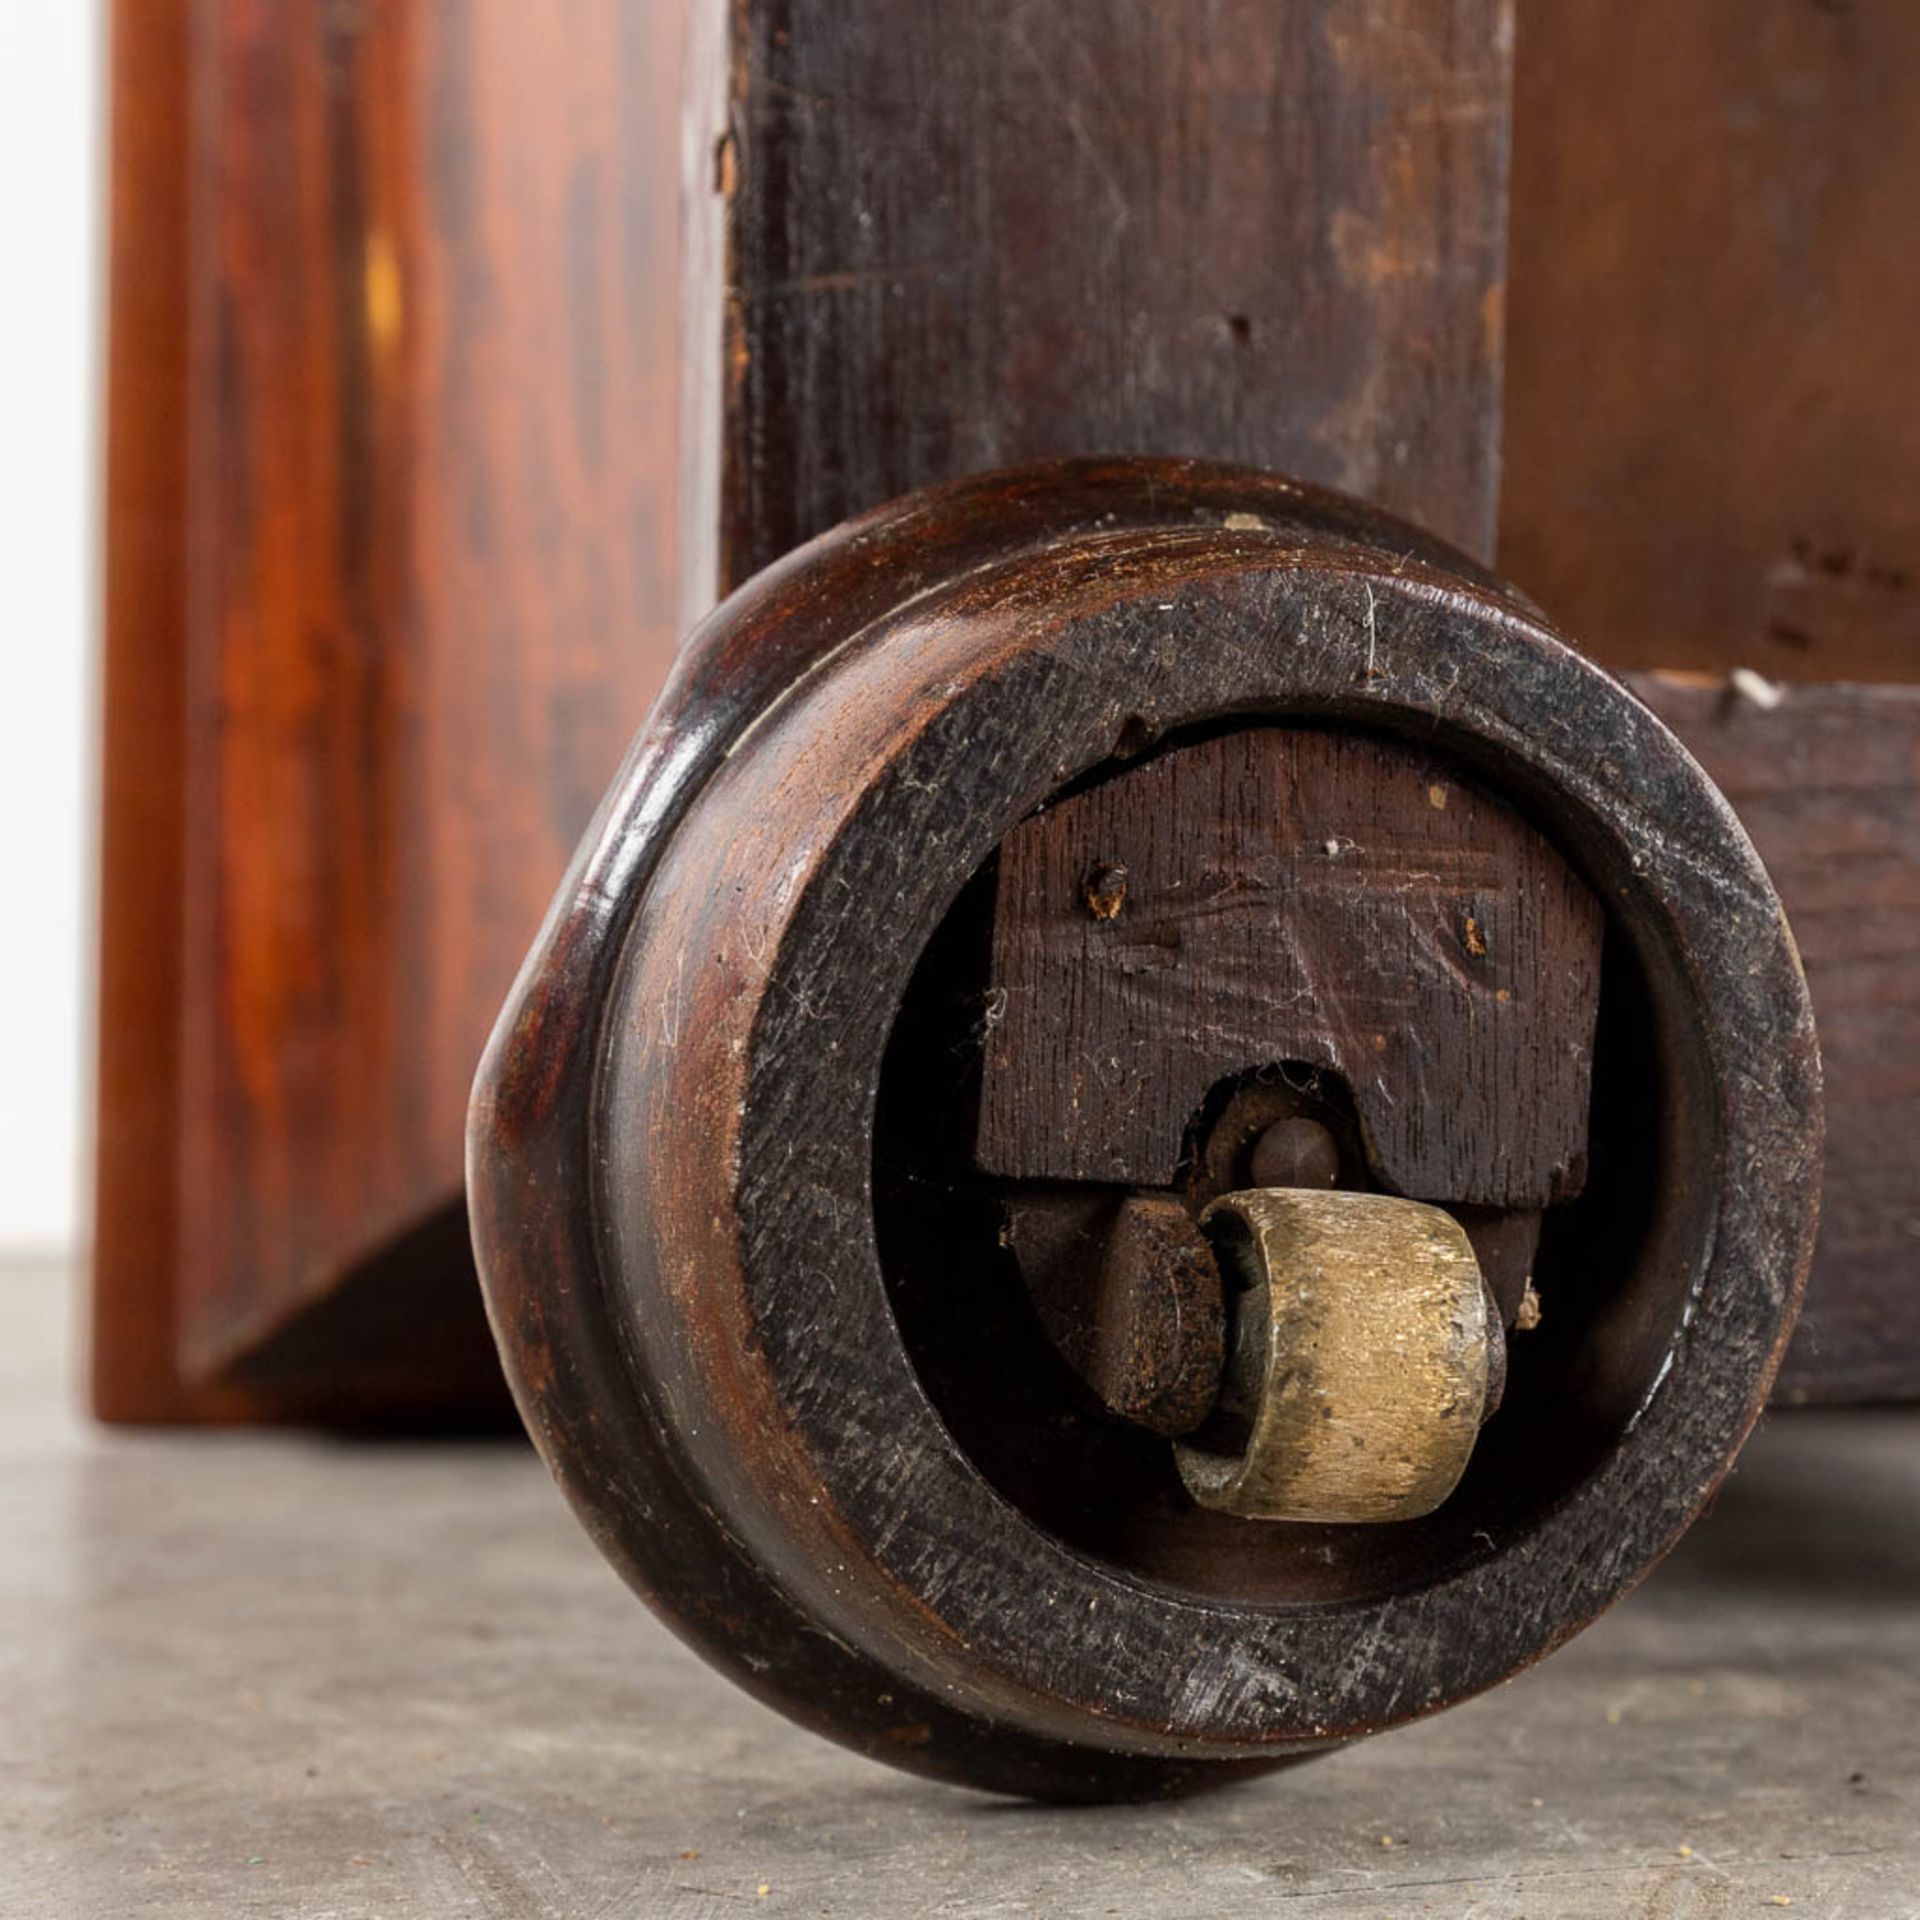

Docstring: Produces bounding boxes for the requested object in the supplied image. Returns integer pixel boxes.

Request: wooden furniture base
[96,1,1919,1419]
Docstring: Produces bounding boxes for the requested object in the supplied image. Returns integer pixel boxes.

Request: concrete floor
[4,1262,1917,1918]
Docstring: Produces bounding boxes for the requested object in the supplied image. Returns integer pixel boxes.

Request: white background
[0,6,100,1255]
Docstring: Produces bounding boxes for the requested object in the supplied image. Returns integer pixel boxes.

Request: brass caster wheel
[1174,1189,1500,1526]
[468,457,1820,1801]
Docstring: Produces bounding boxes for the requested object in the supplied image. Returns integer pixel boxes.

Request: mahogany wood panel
[94,0,682,1416]
[1634,677,1920,1405]
[94,0,255,1419]
[1503,2,1920,682]
[687,0,1517,599]
[979,727,1603,1204]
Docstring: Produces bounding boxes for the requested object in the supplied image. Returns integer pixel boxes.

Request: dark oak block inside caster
[468,458,1821,1800]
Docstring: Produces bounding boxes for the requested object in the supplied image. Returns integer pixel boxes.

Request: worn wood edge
[679,0,729,629]
[1626,672,1920,1407]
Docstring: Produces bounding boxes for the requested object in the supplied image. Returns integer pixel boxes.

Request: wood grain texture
[1501,9,1920,1402]
[1503,1,1920,681]
[95,0,681,1414]
[690,0,1516,602]
[93,0,256,1419]
[980,727,1603,1205]
[1634,676,1920,1404]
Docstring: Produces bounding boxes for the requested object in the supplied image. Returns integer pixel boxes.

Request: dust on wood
[978,727,1604,1208]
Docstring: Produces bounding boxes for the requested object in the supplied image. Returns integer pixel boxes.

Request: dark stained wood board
[1633,676,1920,1404]
[1503,1,1920,683]
[1503,4,1920,1401]
[979,726,1604,1207]
[689,0,1517,597]
[689,0,1913,1410]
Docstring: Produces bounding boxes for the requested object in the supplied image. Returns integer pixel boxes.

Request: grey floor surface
[4,1259,1917,1919]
